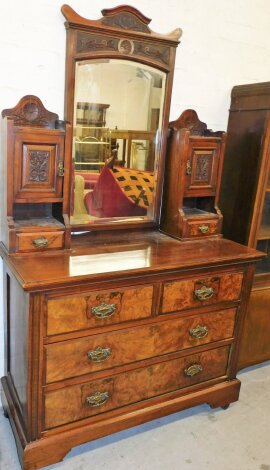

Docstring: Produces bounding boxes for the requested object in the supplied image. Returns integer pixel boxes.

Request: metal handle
[194,285,214,301]
[87,346,112,363]
[186,159,192,175]
[58,160,64,176]
[32,237,49,249]
[86,391,109,407]
[91,303,116,319]
[184,363,203,377]
[189,325,209,339]
[198,225,209,234]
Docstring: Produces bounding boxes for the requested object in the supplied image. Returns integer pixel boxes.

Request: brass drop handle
[189,325,209,339]
[86,391,109,407]
[198,225,209,234]
[186,159,192,175]
[194,285,214,301]
[58,160,64,176]
[91,303,116,319]
[87,346,112,363]
[184,363,203,377]
[32,237,49,249]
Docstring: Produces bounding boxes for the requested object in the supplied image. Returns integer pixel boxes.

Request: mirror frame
[62,4,181,231]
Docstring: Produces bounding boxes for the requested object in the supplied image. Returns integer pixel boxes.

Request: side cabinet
[219,81,270,369]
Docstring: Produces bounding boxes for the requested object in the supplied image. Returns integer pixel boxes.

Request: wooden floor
[0,361,270,470]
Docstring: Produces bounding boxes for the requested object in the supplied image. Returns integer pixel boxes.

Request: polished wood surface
[1,96,72,254]
[0,232,262,291]
[161,110,226,240]
[45,345,230,429]
[47,284,154,336]
[45,308,236,383]
[161,271,243,313]
[219,82,270,370]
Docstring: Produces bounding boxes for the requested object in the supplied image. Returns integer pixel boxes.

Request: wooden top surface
[0,231,264,292]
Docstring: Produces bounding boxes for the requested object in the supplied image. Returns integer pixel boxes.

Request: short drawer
[16,231,64,252]
[45,308,237,383]
[185,219,219,238]
[44,345,230,429]
[46,285,154,336]
[161,271,243,314]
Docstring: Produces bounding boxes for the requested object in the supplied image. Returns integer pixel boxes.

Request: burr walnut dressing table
[0,5,263,470]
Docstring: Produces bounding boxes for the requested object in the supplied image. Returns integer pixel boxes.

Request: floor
[0,362,270,470]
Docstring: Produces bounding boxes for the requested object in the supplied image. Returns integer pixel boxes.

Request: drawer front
[185,219,219,238]
[45,345,230,429]
[161,272,243,314]
[47,285,154,336]
[16,231,64,252]
[45,308,237,383]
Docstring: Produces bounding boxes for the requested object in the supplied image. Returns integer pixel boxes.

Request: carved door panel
[13,131,64,201]
[184,141,220,197]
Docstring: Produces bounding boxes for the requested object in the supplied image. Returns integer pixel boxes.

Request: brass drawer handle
[194,285,214,301]
[184,363,203,377]
[32,237,49,249]
[87,346,112,363]
[91,303,116,319]
[186,159,192,175]
[86,391,109,407]
[189,325,208,339]
[58,160,64,176]
[198,225,209,234]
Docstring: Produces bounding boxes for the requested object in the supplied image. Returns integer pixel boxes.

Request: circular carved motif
[118,39,134,55]
[23,103,39,121]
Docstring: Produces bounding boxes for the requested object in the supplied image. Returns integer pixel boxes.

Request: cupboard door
[184,141,220,197]
[13,131,64,201]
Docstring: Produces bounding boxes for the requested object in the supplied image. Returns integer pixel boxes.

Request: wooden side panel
[8,271,29,425]
[46,285,154,336]
[45,308,237,383]
[161,272,243,313]
[238,286,270,369]
[45,345,230,429]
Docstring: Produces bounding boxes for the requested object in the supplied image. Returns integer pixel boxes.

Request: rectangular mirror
[71,59,166,225]
[62,4,181,231]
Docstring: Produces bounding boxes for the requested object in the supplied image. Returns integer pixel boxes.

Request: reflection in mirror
[71,59,166,225]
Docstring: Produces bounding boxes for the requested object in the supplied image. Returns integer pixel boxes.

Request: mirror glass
[71,59,166,225]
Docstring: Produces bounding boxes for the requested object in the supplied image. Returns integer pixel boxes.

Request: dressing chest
[0,5,263,470]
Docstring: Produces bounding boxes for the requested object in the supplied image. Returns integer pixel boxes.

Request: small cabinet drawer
[16,231,64,252]
[44,345,230,429]
[161,271,243,314]
[45,308,237,383]
[46,285,154,336]
[185,219,219,238]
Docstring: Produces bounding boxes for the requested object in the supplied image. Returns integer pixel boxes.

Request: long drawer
[44,345,230,429]
[46,284,154,336]
[45,308,237,383]
[161,271,243,314]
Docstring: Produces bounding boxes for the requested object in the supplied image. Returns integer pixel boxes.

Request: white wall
[0,0,270,378]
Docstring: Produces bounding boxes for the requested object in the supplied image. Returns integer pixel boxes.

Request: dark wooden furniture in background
[161,109,226,240]
[219,82,270,369]
[0,6,264,470]
[0,95,72,253]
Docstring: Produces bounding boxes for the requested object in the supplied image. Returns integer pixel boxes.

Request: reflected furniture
[219,82,270,369]
[161,109,226,240]
[0,6,264,470]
